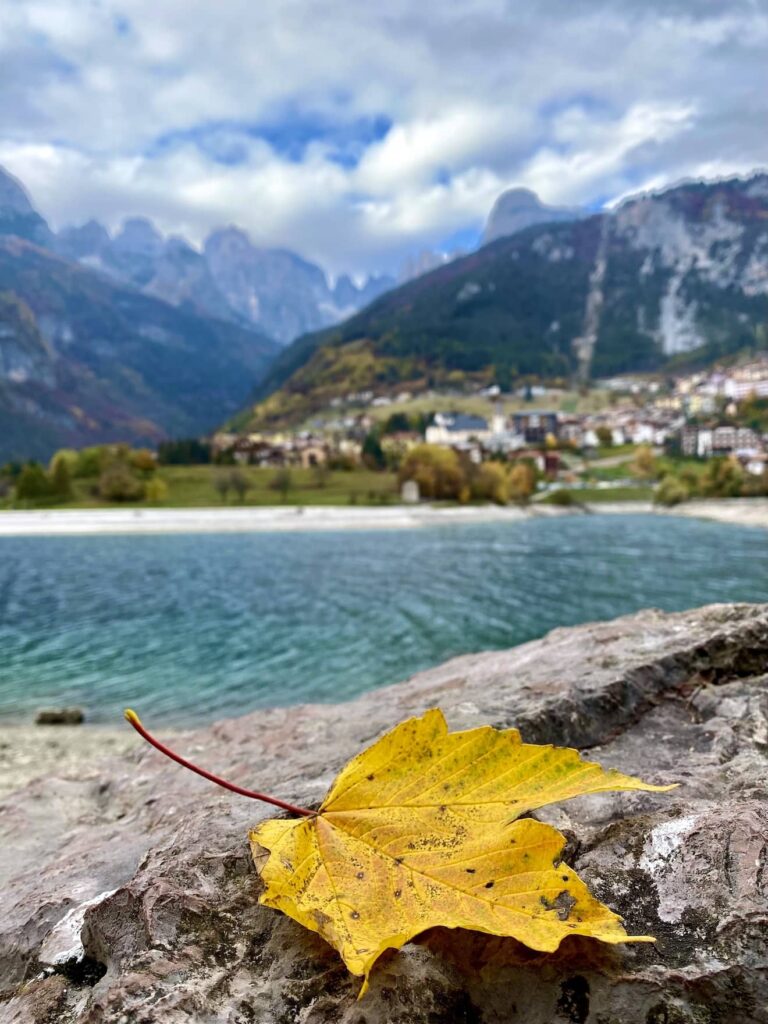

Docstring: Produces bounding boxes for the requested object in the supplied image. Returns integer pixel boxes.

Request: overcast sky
[1,0,766,275]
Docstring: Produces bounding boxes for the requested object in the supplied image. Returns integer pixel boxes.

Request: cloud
[0,0,767,273]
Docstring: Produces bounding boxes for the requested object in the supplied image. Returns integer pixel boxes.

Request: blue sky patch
[143,112,392,167]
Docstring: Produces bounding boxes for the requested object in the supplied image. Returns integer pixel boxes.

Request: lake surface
[0,514,766,725]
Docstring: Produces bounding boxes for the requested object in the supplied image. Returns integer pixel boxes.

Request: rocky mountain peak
[482,187,582,245]
[204,225,255,259]
[0,165,37,216]
[112,217,164,257]
[0,165,55,248]
[57,219,111,261]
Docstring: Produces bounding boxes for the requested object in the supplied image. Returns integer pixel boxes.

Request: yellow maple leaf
[124,706,674,995]
[249,708,675,993]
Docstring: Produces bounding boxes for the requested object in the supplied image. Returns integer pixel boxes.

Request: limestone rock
[482,187,581,245]
[1,603,767,1023]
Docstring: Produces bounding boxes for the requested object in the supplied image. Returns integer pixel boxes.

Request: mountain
[0,235,279,462]
[241,175,768,429]
[56,216,396,345]
[0,167,55,249]
[482,187,581,245]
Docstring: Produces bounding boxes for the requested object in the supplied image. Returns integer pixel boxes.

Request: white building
[425,413,491,446]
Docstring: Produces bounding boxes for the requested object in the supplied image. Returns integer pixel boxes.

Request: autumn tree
[129,448,157,473]
[398,445,465,500]
[49,453,73,499]
[145,477,169,504]
[98,461,145,502]
[595,425,613,448]
[469,461,509,504]
[700,457,743,498]
[507,461,537,504]
[631,444,657,480]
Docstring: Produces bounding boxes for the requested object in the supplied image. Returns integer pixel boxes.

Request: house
[227,433,330,467]
[681,424,762,458]
[511,411,558,444]
[425,413,490,446]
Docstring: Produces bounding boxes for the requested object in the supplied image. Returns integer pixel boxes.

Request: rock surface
[482,187,581,245]
[1,603,767,1023]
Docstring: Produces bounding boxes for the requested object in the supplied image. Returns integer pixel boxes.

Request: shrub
[699,457,743,498]
[98,462,145,502]
[129,448,157,473]
[145,477,169,504]
[546,488,578,506]
[631,444,657,480]
[654,475,690,507]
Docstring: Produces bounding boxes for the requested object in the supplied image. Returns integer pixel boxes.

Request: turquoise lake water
[0,514,766,725]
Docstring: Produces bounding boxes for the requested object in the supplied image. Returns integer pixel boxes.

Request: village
[210,357,768,492]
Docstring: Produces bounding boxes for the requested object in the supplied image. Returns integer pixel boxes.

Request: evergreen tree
[16,462,51,501]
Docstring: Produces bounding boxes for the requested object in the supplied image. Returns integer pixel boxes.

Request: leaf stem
[124,709,314,817]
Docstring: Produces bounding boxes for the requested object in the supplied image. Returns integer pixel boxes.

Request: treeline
[398,445,537,505]
[655,456,767,506]
[1,444,167,504]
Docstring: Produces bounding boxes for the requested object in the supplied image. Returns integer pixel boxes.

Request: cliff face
[2,603,767,1023]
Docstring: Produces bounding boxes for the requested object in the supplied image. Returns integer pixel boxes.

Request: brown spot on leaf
[367,774,375,781]
[394,889,402,898]
[356,871,365,880]
[540,890,577,921]
[485,881,495,889]
[466,868,476,874]
[350,910,360,920]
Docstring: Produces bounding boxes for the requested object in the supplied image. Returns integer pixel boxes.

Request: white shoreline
[0,504,572,535]
[0,498,766,535]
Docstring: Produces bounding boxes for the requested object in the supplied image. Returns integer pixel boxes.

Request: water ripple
[0,515,766,725]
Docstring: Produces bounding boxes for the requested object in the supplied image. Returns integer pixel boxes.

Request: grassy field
[540,485,654,504]
[343,388,613,426]
[3,466,402,509]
